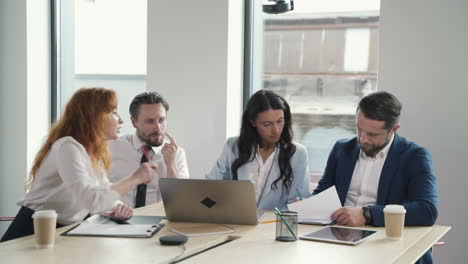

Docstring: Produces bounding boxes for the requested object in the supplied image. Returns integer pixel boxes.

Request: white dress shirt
[19,137,120,225]
[108,133,189,207]
[247,147,277,202]
[345,134,394,207]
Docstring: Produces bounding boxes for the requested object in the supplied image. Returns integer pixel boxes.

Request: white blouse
[248,147,277,202]
[19,137,120,225]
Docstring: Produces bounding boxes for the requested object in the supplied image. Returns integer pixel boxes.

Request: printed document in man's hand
[288,186,342,225]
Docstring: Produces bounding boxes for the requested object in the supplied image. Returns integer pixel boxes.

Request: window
[56,0,147,135]
[249,1,380,187]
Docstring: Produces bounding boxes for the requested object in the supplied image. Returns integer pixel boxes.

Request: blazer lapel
[337,140,360,204]
[377,134,401,204]
[237,163,251,181]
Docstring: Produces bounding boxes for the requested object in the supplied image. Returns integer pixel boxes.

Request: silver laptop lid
[159,178,258,225]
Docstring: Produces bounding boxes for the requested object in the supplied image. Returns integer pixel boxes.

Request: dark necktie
[135,145,151,208]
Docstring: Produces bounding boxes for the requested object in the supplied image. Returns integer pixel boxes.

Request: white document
[288,186,342,224]
[64,223,163,238]
[63,215,165,238]
[170,223,235,237]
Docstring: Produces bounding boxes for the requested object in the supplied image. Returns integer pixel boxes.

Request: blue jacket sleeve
[206,139,233,180]
[370,147,438,226]
[287,145,311,203]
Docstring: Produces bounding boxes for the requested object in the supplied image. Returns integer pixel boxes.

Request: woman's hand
[110,163,158,196]
[133,163,158,184]
[104,203,133,220]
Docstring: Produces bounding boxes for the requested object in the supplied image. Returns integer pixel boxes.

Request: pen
[295,188,303,200]
[275,207,297,240]
[260,220,279,224]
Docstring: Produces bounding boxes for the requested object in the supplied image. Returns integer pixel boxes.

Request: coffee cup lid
[383,205,406,214]
[32,210,57,218]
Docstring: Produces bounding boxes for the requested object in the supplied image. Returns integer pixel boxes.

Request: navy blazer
[313,134,438,227]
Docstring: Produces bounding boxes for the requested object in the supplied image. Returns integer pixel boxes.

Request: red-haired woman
[1,87,156,242]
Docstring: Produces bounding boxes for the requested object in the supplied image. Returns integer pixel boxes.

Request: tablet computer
[299,226,379,245]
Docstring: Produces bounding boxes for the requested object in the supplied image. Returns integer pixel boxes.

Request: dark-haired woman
[206,90,310,210]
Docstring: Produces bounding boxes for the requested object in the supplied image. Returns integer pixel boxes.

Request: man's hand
[161,133,178,178]
[161,133,178,168]
[331,206,366,226]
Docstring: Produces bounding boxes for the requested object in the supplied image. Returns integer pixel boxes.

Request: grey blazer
[206,137,311,210]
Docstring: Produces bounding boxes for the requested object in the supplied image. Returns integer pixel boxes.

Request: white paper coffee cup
[32,210,57,248]
[383,205,406,240]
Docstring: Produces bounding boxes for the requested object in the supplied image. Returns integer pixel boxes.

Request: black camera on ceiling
[263,0,294,14]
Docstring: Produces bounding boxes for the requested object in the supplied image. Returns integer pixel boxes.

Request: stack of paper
[61,215,165,238]
[64,223,163,238]
[170,223,234,237]
[288,186,342,225]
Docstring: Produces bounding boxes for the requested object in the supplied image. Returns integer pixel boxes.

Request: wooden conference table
[0,203,450,264]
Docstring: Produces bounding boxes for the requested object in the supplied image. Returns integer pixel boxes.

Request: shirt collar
[359,132,395,159]
[131,133,164,154]
[255,145,278,162]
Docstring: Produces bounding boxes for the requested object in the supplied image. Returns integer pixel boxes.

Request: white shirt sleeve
[175,148,190,179]
[55,140,120,214]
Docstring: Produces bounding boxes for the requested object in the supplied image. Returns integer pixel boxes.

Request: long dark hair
[231,90,296,191]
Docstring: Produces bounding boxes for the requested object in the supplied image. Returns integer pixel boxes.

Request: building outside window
[252,1,380,187]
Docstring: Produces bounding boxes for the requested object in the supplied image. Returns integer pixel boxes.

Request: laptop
[159,178,258,225]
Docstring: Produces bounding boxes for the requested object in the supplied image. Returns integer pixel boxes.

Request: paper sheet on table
[288,186,342,224]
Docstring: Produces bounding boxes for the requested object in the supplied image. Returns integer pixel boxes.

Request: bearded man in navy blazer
[314,91,438,264]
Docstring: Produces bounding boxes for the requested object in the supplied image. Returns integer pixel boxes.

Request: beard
[358,133,392,157]
[137,131,164,147]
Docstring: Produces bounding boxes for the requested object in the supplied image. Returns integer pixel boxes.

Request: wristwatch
[362,206,373,225]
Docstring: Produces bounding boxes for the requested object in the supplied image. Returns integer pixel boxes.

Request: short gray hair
[129,91,169,119]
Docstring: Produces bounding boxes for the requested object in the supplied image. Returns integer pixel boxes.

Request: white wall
[0,0,28,236]
[0,0,50,236]
[59,0,146,136]
[147,0,244,178]
[379,0,468,262]
[27,0,51,187]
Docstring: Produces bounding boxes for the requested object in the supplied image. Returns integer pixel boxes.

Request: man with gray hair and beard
[108,91,189,208]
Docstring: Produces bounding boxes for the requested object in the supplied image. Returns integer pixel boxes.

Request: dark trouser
[1,206,64,242]
[416,249,433,264]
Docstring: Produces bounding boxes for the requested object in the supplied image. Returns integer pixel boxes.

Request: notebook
[159,178,258,225]
[170,223,235,237]
[61,215,165,238]
[62,223,164,238]
[97,215,166,225]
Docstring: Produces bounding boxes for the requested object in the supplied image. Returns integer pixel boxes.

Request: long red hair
[27,87,117,189]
